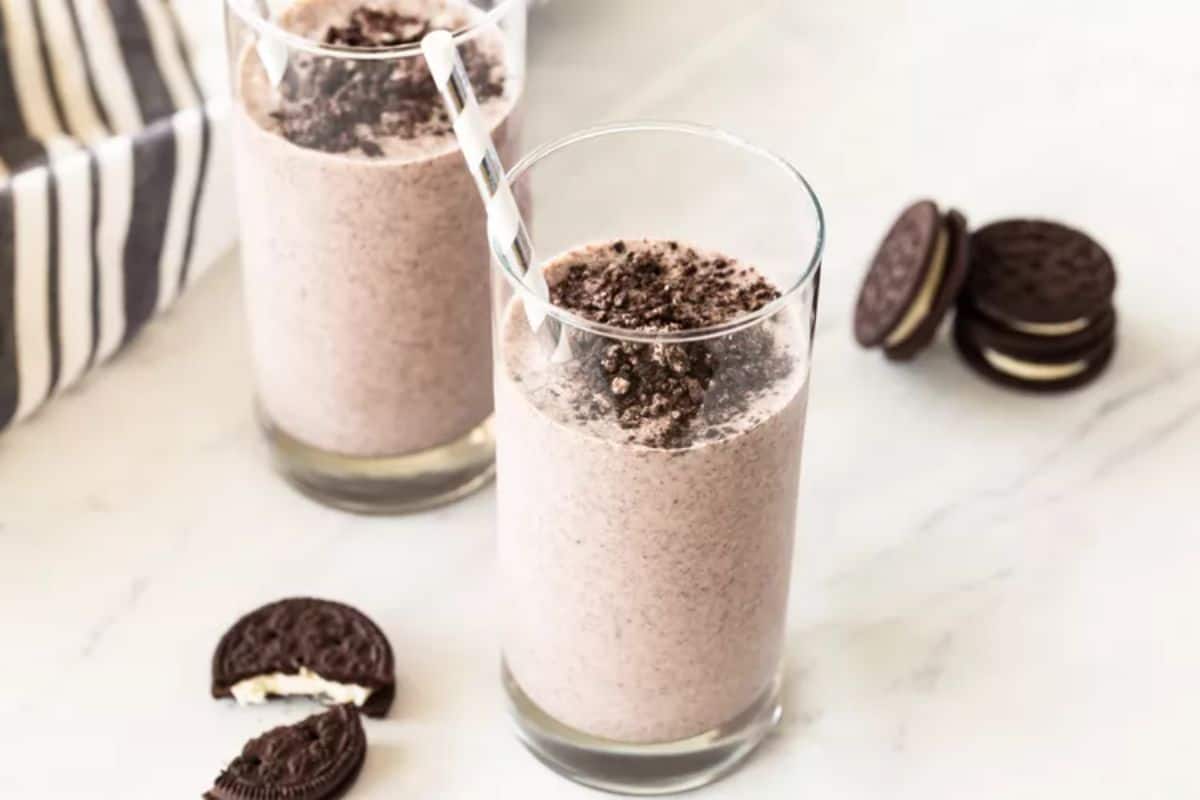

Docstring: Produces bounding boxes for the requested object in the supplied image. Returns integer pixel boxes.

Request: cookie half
[205,704,366,800]
[855,200,970,359]
[965,219,1116,329]
[954,305,1116,392]
[212,598,395,718]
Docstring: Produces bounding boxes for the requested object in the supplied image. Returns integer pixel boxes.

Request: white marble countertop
[2,0,1198,796]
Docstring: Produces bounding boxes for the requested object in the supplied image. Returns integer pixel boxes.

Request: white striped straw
[253,0,289,87]
[420,30,563,354]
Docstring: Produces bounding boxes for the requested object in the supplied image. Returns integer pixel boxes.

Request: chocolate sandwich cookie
[964,219,1116,334]
[213,598,395,718]
[854,200,971,360]
[205,704,366,800]
[954,304,1116,392]
[956,219,1118,391]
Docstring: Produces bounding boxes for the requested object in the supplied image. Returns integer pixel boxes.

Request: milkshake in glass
[492,124,824,794]
[225,0,526,512]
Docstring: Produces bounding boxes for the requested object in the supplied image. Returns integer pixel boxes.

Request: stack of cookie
[855,201,1118,392]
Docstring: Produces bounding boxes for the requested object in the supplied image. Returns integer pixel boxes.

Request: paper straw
[420,30,561,352]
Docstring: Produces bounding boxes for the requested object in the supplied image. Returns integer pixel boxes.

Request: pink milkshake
[227,0,524,510]
[497,240,809,744]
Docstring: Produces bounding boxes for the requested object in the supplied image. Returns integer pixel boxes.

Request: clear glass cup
[491,122,824,794]
[224,0,527,513]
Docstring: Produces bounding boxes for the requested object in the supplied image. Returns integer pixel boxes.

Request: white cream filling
[1003,317,1091,336]
[230,667,372,707]
[983,349,1087,381]
[884,225,950,347]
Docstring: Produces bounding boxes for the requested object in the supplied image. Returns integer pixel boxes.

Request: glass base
[503,662,781,796]
[260,413,496,514]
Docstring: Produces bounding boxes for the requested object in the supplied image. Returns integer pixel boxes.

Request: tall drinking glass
[225,0,526,513]
[491,122,824,794]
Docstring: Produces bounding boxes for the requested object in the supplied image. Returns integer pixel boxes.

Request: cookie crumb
[270,5,505,156]
[547,240,791,447]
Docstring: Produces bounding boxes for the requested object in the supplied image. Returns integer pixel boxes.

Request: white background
[2,0,1199,796]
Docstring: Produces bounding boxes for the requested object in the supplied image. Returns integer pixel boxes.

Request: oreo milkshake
[230,0,521,506]
[497,240,808,743]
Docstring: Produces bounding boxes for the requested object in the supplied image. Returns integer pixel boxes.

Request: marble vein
[77,576,150,661]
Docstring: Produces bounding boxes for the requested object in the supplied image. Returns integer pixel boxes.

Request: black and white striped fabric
[0,0,233,432]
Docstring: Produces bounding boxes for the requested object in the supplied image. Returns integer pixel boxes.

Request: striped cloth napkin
[0,0,235,433]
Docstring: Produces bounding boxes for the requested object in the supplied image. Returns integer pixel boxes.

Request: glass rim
[225,0,524,60]
[498,120,826,345]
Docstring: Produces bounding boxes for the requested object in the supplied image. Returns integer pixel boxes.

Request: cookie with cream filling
[954,303,1116,392]
[965,218,1116,331]
[855,200,970,359]
[212,598,395,718]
